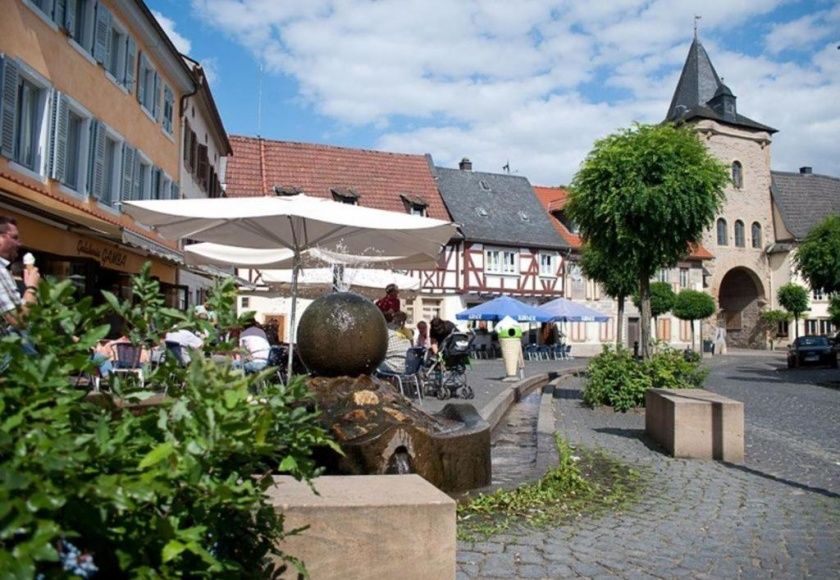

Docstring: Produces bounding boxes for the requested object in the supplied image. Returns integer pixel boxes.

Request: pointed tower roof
[666,38,723,121]
[665,38,776,133]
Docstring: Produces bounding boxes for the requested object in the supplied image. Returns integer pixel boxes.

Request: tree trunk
[639,277,652,359]
[690,320,696,351]
[698,320,703,356]
[615,295,625,348]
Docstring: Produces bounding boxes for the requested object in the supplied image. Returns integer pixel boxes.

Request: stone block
[645,388,744,462]
[268,474,456,579]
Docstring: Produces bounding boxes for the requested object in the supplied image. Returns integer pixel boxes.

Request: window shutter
[153,72,161,120]
[163,85,173,131]
[170,182,179,200]
[162,176,171,200]
[124,37,137,91]
[182,120,191,167]
[121,145,135,201]
[90,120,106,199]
[93,3,112,64]
[0,57,20,159]
[137,53,147,104]
[64,0,77,34]
[132,155,142,200]
[49,92,69,181]
[52,0,65,27]
[189,129,197,173]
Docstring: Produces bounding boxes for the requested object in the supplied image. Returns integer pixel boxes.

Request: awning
[122,230,184,264]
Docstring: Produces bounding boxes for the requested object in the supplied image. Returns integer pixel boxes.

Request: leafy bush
[0,267,335,577]
[583,345,707,412]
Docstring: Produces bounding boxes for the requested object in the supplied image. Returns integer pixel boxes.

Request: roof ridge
[771,170,840,183]
[229,135,427,160]
[435,166,530,181]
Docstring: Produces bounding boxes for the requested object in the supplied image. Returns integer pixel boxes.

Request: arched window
[752,222,762,249]
[734,220,745,247]
[717,218,728,245]
[731,161,743,189]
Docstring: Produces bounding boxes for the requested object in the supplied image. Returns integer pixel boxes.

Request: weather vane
[694,15,702,39]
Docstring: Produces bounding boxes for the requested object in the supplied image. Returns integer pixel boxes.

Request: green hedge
[582,345,707,412]
[0,266,336,577]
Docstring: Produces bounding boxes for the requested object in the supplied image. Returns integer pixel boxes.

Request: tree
[828,294,840,329]
[777,283,810,339]
[795,215,840,296]
[673,289,716,351]
[633,281,676,341]
[579,244,637,346]
[567,123,728,358]
[760,309,792,350]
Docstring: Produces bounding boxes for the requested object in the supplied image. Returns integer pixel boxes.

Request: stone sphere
[296,292,388,377]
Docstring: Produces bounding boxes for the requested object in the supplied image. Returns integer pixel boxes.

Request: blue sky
[148,0,839,185]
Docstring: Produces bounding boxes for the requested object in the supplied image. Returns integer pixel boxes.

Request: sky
[147,0,840,186]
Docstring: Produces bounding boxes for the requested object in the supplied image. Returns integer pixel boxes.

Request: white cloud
[153,10,192,55]
[190,0,840,184]
[200,57,220,88]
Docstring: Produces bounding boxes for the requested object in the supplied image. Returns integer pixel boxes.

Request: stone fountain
[296,292,491,492]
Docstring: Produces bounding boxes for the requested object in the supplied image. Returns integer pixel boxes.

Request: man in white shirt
[239,323,271,373]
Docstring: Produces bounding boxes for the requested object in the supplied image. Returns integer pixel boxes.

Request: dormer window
[400,193,428,217]
[331,187,359,205]
[731,161,743,189]
[273,185,302,196]
[475,207,489,217]
[479,179,491,192]
[518,211,530,222]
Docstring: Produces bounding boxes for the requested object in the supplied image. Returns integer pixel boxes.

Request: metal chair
[377,347,425,402]
[112,342,145,388]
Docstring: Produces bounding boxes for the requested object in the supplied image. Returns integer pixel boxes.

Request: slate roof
[666,39,776,134]
[224,136,450,221]
[434,168,569,250]
[771,171,840,241]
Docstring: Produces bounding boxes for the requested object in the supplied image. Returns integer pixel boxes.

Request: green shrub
[583,345,707,412]
[0,267,336,577]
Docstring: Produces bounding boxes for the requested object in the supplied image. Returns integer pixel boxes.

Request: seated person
[238,321,271,373]
[379,321,413,375]
[429,316,456,353]
[390,311,413,342]
[163,327,204,365]
[415,320,430,348]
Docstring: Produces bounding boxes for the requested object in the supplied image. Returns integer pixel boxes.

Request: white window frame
[539,252,557,277]
[136,53,159,121]
[162,83,174,135]
[679,267,689,289]
[58,96,93,196]
[93,124,124,211]
[2,58,52,181]
[485,248,518,275]
[66,0,98,59]
[22,0,60,30]
[105,17,128,87]
[136,152,152,201]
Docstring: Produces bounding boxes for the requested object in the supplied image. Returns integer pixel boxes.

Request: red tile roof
[533,185,714,260]
[225,136,449,220]
[533,185,581,249]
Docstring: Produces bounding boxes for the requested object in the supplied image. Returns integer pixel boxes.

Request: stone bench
[645,388,744,462]
[267,474,456,579]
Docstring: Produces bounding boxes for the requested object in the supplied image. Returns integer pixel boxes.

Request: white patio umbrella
[124,194,457,378]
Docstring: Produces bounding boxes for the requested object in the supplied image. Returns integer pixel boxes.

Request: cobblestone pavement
[458,354,840,579]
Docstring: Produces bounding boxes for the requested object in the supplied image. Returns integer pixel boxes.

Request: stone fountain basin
[308,375,491,493]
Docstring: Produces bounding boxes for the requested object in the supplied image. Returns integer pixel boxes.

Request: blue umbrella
[540,297,610,322]
[456,296,553,322]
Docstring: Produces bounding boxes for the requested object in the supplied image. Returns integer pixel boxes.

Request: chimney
[459,157,472,171]
[799,166,812,174]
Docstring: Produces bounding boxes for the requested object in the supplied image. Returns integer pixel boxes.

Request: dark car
[787,336,838,369]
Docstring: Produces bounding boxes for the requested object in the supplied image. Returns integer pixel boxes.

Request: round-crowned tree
[673,289,716,351]
[567,123,728,358]
[633,281,677,340]
[777,283,810,339]
[580,244,637,346]
[795,215,840,296]
[760,309,792,350]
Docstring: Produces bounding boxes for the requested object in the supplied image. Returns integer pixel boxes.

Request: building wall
[179,91,226,199]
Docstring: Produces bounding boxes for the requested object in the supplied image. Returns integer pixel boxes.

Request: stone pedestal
[645,388,744,462]
[268,475,456,580]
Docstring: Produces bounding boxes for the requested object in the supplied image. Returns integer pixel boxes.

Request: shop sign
[76,239,128,268]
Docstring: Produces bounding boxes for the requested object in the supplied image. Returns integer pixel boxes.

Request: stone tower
[666,38,777,348]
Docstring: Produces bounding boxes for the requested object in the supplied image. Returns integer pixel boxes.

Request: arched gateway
[718,267,766,348]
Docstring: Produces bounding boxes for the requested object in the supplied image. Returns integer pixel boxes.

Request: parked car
[787,336,838,369]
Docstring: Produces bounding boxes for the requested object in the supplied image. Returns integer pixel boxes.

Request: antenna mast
[257,61,264,135]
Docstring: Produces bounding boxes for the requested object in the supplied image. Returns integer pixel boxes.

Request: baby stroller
[424,332,474,400]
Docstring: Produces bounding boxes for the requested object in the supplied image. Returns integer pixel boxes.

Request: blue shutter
[153,72,161,120]
[93,3,112,64]
[64,0,77,34]
[170,182,179,200]
[53,0,66,28]
[132,155,142,200]
[120,145,135,201]
[163,85,173,132]
[90,120,106,199]
[124,37,137,91]
[49,92,69,181]
[137,53,146,104]
[0,57,20,159]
